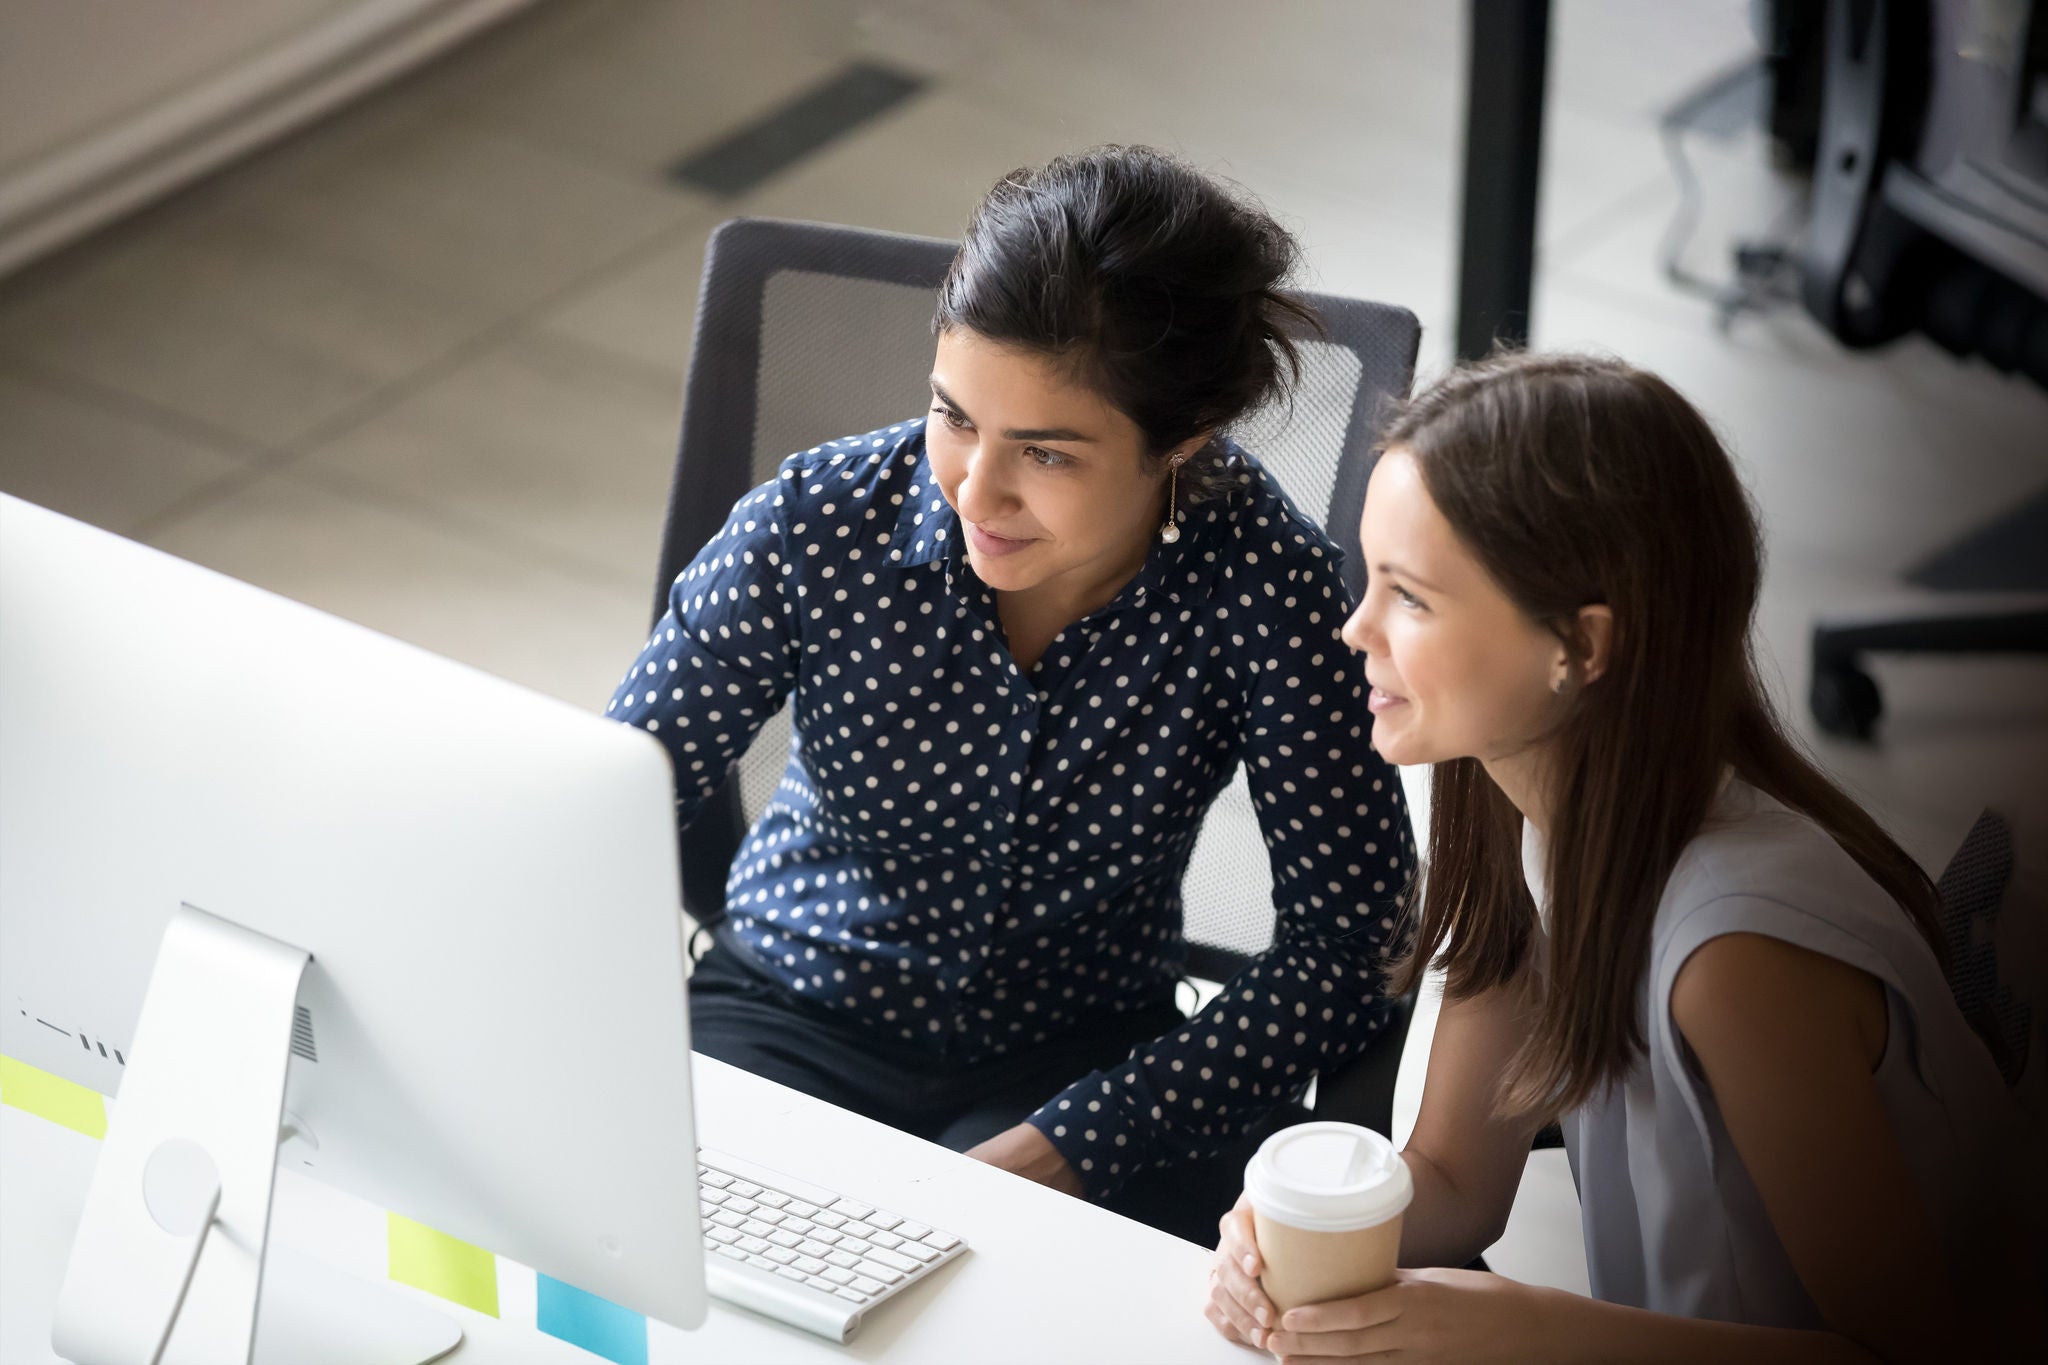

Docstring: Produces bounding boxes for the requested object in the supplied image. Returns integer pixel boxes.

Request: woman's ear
[1575,604,1615,685]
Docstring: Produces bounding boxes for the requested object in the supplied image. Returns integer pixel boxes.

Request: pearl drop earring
[1160,458,1183,544]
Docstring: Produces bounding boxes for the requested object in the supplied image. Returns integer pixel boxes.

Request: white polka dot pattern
[608,420,1413,1197]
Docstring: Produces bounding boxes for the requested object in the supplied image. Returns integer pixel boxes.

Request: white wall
[0,0,536,276]
[0,0,343,177]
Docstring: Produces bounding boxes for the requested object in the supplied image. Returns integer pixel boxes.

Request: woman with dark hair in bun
[608,147,1413,1238]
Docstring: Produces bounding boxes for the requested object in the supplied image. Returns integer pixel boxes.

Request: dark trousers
[687,932,1296,1247]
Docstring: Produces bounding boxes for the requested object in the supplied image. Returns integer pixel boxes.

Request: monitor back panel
[0,494,705,1328]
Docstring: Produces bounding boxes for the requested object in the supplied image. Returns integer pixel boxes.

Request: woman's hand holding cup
[1206,1123,1413,1354]
[1205,1194,1278,1349]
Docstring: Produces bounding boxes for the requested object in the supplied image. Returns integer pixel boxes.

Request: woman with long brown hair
[1203,352,2043,1360]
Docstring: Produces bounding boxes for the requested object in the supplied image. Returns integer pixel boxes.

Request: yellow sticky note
[387,1213,499,1318]
[0,1055,108,1139]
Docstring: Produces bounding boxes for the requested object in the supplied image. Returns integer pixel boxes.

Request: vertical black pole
[1455,0,1552,360]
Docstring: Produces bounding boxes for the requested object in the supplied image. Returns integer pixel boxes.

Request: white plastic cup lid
[1244,1121,1412,1233]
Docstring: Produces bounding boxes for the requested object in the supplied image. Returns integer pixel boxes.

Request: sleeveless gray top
[1523,781,2040,1327]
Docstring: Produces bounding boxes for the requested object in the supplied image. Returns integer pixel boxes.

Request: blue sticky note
[536,1275,648,1365]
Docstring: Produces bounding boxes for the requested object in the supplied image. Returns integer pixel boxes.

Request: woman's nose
[1340,597,1381,656]
[954,447,1011,522]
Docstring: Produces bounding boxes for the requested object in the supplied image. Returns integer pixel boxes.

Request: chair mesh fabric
[1936,808,2030,1085]
[652,219,1420,983]
[737,271,941,822]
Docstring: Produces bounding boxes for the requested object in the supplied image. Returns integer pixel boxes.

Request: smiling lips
[967,522,1035,557]
[1368,685,1409,714]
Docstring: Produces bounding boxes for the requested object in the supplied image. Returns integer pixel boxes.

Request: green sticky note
[0,1055,108,1139]
[387,1212,499,1318]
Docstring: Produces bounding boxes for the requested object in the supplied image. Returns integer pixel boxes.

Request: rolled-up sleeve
[1027,536,1413,1198]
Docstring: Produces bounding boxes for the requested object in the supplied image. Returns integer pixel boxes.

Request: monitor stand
[50,905,461,1365]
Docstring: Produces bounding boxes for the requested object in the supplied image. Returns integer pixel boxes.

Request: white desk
[2,1054,1255,1364]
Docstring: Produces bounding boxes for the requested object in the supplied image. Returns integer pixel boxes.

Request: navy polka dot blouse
[609,420,1413,1197]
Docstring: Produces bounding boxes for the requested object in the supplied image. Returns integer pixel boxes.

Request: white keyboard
[697,1149,968,1343]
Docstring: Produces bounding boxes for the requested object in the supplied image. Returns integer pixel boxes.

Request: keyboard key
[723,1195,758,1216]
[922,1231,961,1252]
[834,1287,868,1304]
[708,1226,740,1245]
[702,1189,729,1206]
[754,1191,790,1209]
[868,1230,902,1250]
[867,1248,920,1274]
[787,1200,820,1218]
[730,1181,763,1198]
[714,1243,748,1261]
[810,1229,842,1245]
[850,1274,886,1295]
[781,1216,816,1236]
[766,1247,798,1265]
[769,1231,803,1249]
[799,1239,834,1258]
[747,1254,776,1270]
[856,1262,902,1285]
[813,1211,847,1229]
[825,1250,861,1270]
[775,1265,809,1284]
[711,1211,744,1229]
[741,1220,773,1238]
[894,1220,929,1239]
[822,1267,855,1285]
[701,1171,733,1189]
[831,1199,874,1220]
[794,1255,828,1275]
[865,1212,903,1232]
[899,1241,938,1263]
[738,1236,770,1255]
[844,1221,880,1241]
[807,1274,840,1292]
[754,1209,785,1226]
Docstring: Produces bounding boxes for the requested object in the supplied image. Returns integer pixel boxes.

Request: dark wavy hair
[1383,351,1943,1122]
[933,146,1319,501]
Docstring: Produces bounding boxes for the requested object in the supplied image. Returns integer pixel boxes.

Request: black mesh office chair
[649,216,1424,1140]
[1799,0,2048,738]
[1936,809,2037,1097]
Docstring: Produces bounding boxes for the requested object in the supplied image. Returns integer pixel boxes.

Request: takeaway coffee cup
[1244,1121,1413,1311]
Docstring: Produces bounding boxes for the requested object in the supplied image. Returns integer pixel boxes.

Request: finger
[1196,1268,1261,1342]
[1201,1293,1258,1349]
[1218,1206,1264,1276]
[1280,1284,1403,1335]
[1268,1324,1400,1359]
[1196,1285,1261,1342]
[1212,1245,1276,1329]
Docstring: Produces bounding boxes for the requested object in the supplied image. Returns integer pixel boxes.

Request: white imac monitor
[0,494,705,1363]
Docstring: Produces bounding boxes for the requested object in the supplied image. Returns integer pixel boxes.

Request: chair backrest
[1937,809,2034,1090]
[652,217,1421,984]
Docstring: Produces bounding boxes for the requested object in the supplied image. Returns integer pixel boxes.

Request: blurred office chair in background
[1797,0,2048,737]
[645,216,1425,1149]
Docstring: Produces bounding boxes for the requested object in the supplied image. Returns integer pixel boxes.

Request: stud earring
[1552,674,1570,695]
[1160,458,1183,544]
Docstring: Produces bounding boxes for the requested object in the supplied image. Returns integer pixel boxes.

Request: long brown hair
[1385,352,1941,1121]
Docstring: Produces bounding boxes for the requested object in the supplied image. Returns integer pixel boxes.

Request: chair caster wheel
[1811,663,1882,739]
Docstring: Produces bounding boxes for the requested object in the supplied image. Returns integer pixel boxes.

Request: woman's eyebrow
[928,378,1098,443]
[1375,561,1445,593]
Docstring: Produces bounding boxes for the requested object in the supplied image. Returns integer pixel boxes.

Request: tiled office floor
[5,0,2041,860]
[2,0,2044,1279]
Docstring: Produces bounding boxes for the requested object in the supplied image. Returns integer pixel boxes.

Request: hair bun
[936,146,1321,492]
